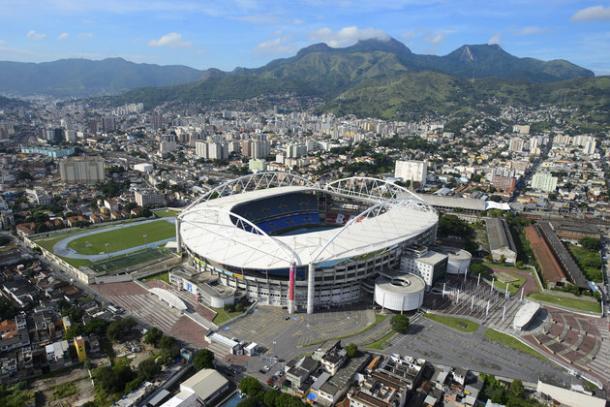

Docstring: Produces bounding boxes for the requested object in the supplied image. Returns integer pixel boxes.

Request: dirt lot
[525,225,566,284]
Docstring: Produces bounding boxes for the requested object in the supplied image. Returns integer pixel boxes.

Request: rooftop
[486,218,516,252]
[181,185,437,269]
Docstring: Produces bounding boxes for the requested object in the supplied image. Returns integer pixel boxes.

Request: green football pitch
[67,220,175,255]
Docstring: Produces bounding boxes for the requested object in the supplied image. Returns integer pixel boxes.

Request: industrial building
[486,218,517,264]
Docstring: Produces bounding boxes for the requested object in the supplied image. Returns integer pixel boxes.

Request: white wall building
[531,171,558,193]
[394,160,427,184]
[59,157,105,184]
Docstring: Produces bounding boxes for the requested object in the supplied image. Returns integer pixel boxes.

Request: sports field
[67,220,175,255]
[91,248,171,273]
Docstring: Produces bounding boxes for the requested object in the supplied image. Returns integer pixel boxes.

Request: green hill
[88,38,608,123]
[0,58,205,97]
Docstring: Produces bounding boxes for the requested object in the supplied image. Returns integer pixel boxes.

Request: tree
[276,392,306,407]
[107,317,135,342]
[579,237,600,252]
[143,327,163,346]
[123,202,137,211]
[159,335,176,350]
[138,358,160,380]
[509,379,524,399]
[0,297,17,321]
[239,377,262,397]
[263,390,280,407]
[193,349,215,370]
[83,318,109,336]
[391,314,410,334]
[345,343,358,358]
[64,323,85,340]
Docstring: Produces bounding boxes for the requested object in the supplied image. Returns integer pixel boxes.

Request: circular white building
[177,173,438,314]
[374,274,425,311]
[444,248,472,275]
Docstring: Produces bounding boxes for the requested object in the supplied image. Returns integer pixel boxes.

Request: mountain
[0,58,205,97]
[325,73,610,122]
[106,38,597,112]
[0,38,593,99]
[412,44,593,82]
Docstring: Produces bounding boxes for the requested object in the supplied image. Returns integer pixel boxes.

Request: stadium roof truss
[179,173,437,269]
[182,171,316,212]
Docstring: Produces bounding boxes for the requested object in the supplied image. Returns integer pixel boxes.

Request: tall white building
[583,139,596,155]
[134,190,166,208]
[394,160,427,183]
[195,141,228,160]
[531,171,558,193]
[59,157,105,185]
[285,143,306,158]
[528,137,540,156]
[251,138,270,159]
[195,141,209,158]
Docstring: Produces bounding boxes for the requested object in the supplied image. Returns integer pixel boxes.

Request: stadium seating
[232,192,319,223]
[232,192,327,234]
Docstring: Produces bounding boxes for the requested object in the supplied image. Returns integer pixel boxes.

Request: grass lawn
[212,307,242,325]
[52,382,78,400]
[68,220,175,255]
[365,330,396,350]
[425,313,480,333]
[153,208,180,218]
[140,271,170,284]
[303,313,388,347]
[567,244,603,282]
[492,274,525,295]
[94,249,170,274]
[35,230,85,252]
[484,328,547,361]
[528,292,601,314]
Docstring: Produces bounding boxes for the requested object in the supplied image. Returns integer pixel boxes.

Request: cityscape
[0,1,609,407]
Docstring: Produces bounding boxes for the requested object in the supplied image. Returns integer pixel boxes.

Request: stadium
[177,172,438,314]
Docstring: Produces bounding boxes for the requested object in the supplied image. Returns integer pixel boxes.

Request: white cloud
[148,32,191,48]
[427,32,445,45]
[310,26,389,48]
[572,5,610,22]
[26,30,46,40]
[488,33,501,45]
[517,26,545,36]
[78,32,94,39]
[58,32,69,40]
[255,36,296,55]
[402,30,417,42]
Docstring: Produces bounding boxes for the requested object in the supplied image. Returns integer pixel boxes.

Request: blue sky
[0,0,609,74]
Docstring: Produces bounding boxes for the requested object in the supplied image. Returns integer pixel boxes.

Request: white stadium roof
[179,174,438,270]
[512,301,540,331]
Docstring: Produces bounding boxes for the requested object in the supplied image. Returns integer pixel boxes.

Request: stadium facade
[177,172,438,314]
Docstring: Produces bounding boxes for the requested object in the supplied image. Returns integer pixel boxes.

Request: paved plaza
[93,282,208,347]
[387,316,576,388]
[223,305,374,356]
